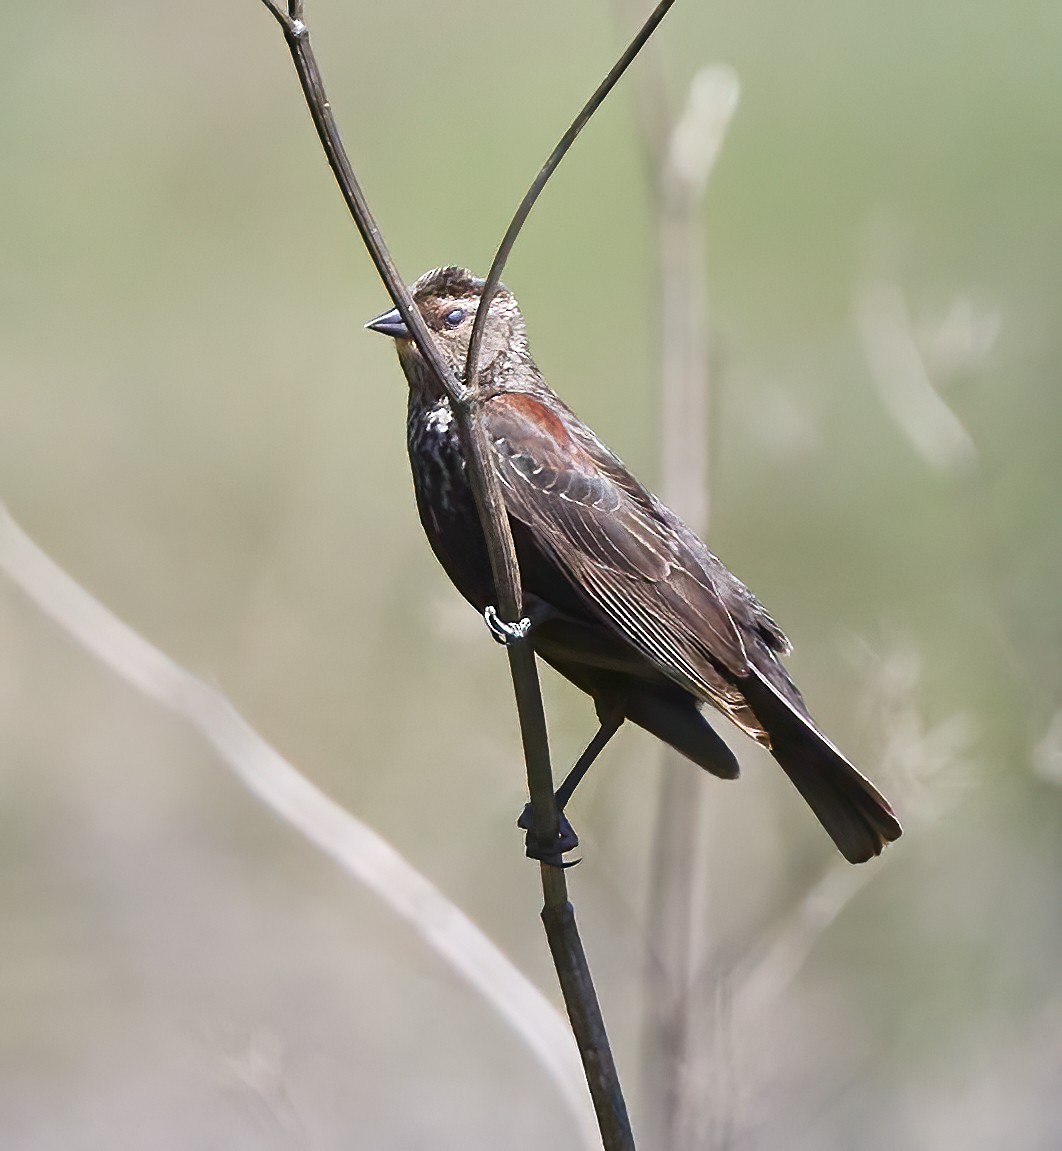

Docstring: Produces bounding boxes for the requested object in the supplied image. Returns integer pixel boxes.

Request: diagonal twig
[0,502,599,1149]
[255,1,552,889]
[463,0,678,389]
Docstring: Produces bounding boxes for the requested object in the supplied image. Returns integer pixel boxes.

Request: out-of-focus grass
[1,3,1061,1148]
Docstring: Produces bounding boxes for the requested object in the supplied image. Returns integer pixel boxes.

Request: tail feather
[741,667,902,863]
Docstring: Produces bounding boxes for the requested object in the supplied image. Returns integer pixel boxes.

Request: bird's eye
[443,307,465,329]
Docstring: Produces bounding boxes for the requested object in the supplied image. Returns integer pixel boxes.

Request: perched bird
[368,267,901,864]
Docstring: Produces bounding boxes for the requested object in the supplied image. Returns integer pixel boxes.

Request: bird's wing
[485,391,758,721]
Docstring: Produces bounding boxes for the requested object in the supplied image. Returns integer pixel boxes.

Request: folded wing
[487,390,767,738]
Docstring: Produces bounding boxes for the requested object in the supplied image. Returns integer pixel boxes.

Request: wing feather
[486,391,759,721]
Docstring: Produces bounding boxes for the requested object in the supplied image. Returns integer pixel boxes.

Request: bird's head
[366,266,528,397]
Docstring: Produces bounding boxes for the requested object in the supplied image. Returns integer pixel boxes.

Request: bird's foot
[483,606,532,646]
[517,803,581,867]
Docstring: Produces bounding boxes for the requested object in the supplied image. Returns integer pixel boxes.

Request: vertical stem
[622,26,740,1145]
[643,172,715,1151]
[543,883,636,1151]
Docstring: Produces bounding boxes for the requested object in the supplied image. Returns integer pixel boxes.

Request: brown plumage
[367,267,901,863]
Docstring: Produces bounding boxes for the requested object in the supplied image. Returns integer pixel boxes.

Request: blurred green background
[2,2,1061,1148]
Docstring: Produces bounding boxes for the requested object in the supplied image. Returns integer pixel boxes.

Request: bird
[367,266,901,864]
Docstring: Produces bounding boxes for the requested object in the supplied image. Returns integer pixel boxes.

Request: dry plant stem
[0,504,599,1150]
[618,24,701,1146]
[544,899,634,1151]
[642,225,711,1151]
[643,140,713,1151]
[465,0,678,386]
[256,3,672,1146]
[622,32,740,1147]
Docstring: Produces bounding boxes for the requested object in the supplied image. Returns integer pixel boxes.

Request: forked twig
[255,3,678,1146]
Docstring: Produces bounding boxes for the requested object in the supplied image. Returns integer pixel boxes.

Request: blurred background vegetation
[2,2,1061,1148]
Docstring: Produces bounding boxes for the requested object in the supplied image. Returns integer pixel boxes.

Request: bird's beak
[365,306,410,340]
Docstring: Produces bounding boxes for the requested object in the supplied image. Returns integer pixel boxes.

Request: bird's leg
[518,704,625,864]
[555,706,625,810]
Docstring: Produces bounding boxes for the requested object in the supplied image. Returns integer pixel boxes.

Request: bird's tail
[740,667,902,863]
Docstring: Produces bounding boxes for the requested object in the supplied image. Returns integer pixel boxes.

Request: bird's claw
[484,605,532,646]
[517,803,581,867]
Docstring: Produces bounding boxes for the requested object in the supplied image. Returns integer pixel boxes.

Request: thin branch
[258,0,292,32]
[261,0,546,846]
[257,4,678,1147]
[464,0,679,392]
[0,502,599,1150]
